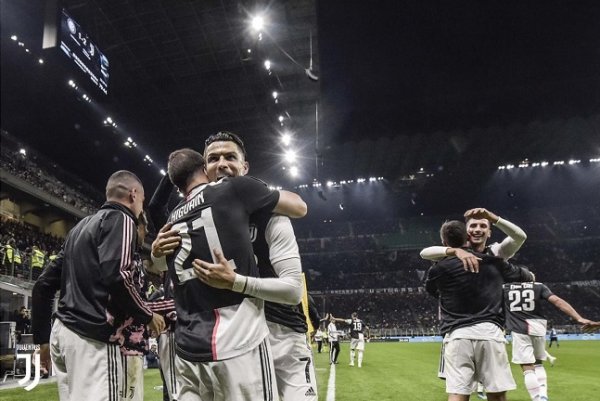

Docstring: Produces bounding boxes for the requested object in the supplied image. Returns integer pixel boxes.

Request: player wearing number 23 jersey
[166,175,280,362]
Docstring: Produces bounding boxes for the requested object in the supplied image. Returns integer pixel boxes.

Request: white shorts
[50,319,122,401]
[267,321,317,401]
[350,337,365,351]
[158,331,178,401]
[511,333,547,365]
[121,354,143,401]
[444,338,516,395]
[175,336,277,401]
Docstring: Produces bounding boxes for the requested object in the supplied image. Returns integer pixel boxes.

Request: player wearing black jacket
[31,170,165,401]
[425,220,533,401]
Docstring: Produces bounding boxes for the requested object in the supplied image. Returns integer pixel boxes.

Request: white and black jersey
[503,282,553,336]
[165,176,279,362]
[250,209,307,333]
[345,318,366,339]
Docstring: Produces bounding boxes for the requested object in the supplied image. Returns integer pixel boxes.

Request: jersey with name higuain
[166,176,279,362]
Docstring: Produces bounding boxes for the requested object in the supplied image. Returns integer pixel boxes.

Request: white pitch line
[326,364,336,401]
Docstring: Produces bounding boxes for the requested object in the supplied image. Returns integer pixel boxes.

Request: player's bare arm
[464,207,500,223]
[547,294,592,326]
[582,321,600,332]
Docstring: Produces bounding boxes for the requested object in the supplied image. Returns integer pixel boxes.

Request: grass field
[2,341,599,400]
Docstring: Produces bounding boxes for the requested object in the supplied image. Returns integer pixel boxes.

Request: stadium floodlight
[278,115,284,123]
[289,166,299,177]
[251,15,265,32]
[568,159,580,165]
[272,91,278,100]
[19,148,27,156]
[160,169,167,176]
[531,162,540,167]
[340,180,346,184]
[11,35,17,41]
[506,164,514,169]
[281,133,291,146]
[357,178,366,183]
[326,181,334,187]
[284,150,297,163]
[106,117,113,124]
[264,60,271,71]
[553,160,564,165]
[590,158,600,163]
[38,58,44,64]
[369,177,376,182]
[540,161,549,167]
[68,80,76,87]
[18,41,24,47]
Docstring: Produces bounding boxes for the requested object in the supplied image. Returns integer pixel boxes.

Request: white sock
[544,350,554,360]
[350,350,355,364]
[523,370,541,401]
[358,350,363,367]
[535,365,548,399]
[477,382,485,393]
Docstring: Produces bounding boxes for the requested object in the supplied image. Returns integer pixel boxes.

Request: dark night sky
[317,0,599,143]
[1,0,599,193]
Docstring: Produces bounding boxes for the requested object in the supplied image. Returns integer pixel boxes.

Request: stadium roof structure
[1,0,599,192]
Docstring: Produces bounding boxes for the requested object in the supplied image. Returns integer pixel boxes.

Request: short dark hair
[204,131,247,160]
[106,170,143,200]
[440,220,468,248]
[167,148,205,192]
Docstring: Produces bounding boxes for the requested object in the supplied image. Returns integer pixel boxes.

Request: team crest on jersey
[249,224,258,242]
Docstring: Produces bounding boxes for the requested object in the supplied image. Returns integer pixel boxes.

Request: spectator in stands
[31,245,46,280]
[15,306,31,335]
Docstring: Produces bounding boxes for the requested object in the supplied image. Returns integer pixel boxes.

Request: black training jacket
[32,202,153,344]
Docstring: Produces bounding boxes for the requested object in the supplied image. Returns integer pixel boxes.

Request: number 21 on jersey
[171,207,235,283]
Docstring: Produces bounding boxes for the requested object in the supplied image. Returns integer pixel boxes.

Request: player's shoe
[476,392,487,400]
[349,362,354,366]
[547,356,556,366]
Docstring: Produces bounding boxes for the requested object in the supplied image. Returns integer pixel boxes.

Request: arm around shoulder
[273,190,307,218]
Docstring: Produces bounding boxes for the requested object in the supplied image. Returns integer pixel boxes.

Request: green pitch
[2,341,598,401]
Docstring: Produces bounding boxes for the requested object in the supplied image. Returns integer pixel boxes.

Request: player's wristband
[232,274,248,293]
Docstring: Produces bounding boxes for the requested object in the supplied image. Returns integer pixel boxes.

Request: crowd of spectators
[0,217,62,279]
[316,283,600,336]
[1,131,101,214]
